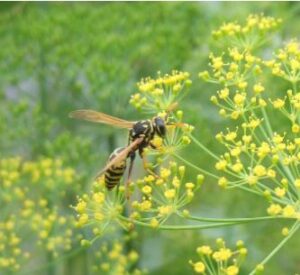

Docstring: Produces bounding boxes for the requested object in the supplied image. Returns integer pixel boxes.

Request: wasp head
[153,117,166,137]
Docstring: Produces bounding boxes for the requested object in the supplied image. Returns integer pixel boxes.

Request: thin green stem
[178,213,290,223]
[249,221,300,275]
[189,134,220,161]
[138,221,236,230]
[173,152,219,179]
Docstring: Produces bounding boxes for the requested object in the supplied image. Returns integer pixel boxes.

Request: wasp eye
[154,117,166,137]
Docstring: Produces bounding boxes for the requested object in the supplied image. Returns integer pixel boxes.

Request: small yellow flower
[253,83,265,94]
[160,168,171,179]
[78,214,89,226]
[150,218,159,228]
[247,175,258,185]
[219,88,229,99]
[275,187,286,198]
[164,189,176,199]
[218,177,228,188]
[75,201,87,214]
[158,205,173,216]
[185,182,195,189]
[272,98,284,109]
[282,205,296,217]
[231,162,243,173]
[142,185,152,195]
[213,248,232,261]
[140,200,152,211]
[226,265,239,275]
[267,204,282,216]
[233,93,246,105]
[144,175,155,183]
[292,124,300,133]
[215,160,227,171]
[197,245,212,255]
[193,261,205,273]
[281,227,289,236]
[253,165,266,177]
[225,132,237,142]
[211,56,224,71]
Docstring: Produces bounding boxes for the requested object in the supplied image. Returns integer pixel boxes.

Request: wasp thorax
[153,117,166,137]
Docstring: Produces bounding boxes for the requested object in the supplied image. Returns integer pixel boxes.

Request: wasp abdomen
[105,147,127,190]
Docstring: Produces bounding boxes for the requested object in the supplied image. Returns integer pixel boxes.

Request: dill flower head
[264,40,300,83]
[91,239,145,274]
[212,14,281,50]
[74,177,127,236]
[130,70,191,114]
[0,156,81,268]
[200,15,300,220]
[0,217,30,272]
[190,238,248,274]
[128,162,204,228]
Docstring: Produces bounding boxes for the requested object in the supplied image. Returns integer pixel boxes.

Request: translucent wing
[95,137,144,179]
[69,109,135,129]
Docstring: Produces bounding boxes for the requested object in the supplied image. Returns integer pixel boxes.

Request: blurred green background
[0,2,299,275]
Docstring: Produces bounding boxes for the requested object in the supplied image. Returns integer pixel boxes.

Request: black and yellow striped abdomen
[105,147,127,190]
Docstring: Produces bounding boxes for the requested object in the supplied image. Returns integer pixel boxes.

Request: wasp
[69,108,172,193]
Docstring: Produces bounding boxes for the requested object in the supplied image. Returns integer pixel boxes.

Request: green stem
[173,152,219,179]
[249,221,300,275]
[119,216,280,231]
[179,213,290,223]
[127,219,238,230]
[189,134,220,160]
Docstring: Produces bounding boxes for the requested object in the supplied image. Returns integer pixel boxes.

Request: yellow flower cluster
[130,71,191,114]
[129,162,204,228]
[200,15,300,221]
[212,14,281,50]
[200,48,265,120]
[264,40,300,83]
[271,89,300,134]
[0,156,80,271]
[32,210,75,256]
[91,241,145,274]
[0,217,30,272]
[215,126,300,218]
[74,178,125,235]
[190,238,247,275]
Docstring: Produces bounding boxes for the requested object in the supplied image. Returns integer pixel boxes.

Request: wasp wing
[95,137,144,180]
[69,109,135,129]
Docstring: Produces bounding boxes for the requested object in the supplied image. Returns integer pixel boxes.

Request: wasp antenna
[166,101,178,113]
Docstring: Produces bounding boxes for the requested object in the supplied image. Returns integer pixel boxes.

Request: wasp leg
[139,147,159,178]
[149,141,157,149]
[125,151,136,200]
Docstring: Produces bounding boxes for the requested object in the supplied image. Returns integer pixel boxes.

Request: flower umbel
[190,239,248,274]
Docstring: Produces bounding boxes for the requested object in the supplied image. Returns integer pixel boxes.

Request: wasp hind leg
[125,151,136,200]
